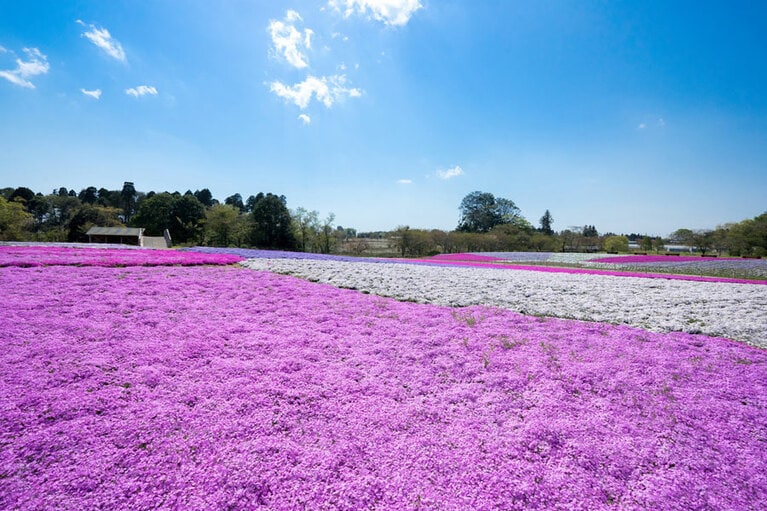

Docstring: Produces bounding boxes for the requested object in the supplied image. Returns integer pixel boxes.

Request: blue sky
[1,0,766,236]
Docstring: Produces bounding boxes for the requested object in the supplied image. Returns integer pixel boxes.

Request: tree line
[0,183,352,252]
[1,185,765,257]
[390,191,767,257]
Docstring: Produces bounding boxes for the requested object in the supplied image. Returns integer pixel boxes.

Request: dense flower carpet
[1,245,766,509]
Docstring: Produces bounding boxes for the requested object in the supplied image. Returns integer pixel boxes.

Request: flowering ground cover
[584,255,767,280]
[428,253,504,263]
[242,258,767,347]
[2,262,767,509]
[183,246,371,263]
[186,247,767,284]
[0,245,242,267]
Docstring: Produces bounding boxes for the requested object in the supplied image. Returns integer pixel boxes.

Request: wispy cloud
[0,47,49,89]
[80,88,102,99]
[269,75,362,109]
[436,165,464,180]
[328,0,423,26]
[77,20,126,62]
[637,117,666,131]
[268,10,314,69]
[298,113,311,125]
[397,178,413,184]
[125,85,158,98]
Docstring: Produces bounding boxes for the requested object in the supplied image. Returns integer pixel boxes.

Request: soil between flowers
[2,264,766,510]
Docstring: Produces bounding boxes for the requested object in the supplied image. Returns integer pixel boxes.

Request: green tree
[292,207,319,252]
[603,235,629,253]
[671,228,694,246]
[194,188,215,207]
[67,204,123,242]
[249,193,296,249]
[539,209,554,235]
[10,187,35,207]
[225,193,245,212]
[131,192,205,244]
[78,186,99,205]
[0,196,33,240]
[172,194,206,243]
[131,193,176,237]
[319,213,336,254]
[640,236,653,252]
[27,195,51,231]
[204,203,243,247]
[457,191,524,233]
[582,225,598,237]
[120,182,138,222]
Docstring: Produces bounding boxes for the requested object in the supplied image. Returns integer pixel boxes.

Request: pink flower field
[0,245,243,267]
[2,250,767,509]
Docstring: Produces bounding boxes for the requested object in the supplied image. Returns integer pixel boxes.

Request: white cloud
[77,20,126,62]
[396,178,412,184]
[436,165,464,180]
[637,123,646,130]
[657,118,666,127]
[328,0,423,26]
[80,88,102,99]
[125,85,158,98]
[0,47,50,89]
[298,114,311,125]
[268,10,314,69]
[269,75,362,109]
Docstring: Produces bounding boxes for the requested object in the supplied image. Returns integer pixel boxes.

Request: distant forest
[1,183,765,257]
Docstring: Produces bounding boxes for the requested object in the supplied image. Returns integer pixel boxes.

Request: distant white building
[664,244,694,253]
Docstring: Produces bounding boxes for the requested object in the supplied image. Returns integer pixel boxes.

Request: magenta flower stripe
[0,245,242,267]
[2,262,767,509]
[393,256,767,285]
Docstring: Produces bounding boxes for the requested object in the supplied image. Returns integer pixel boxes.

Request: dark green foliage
[540,210,554,236]
[249,193,297,250]
[130,192,205,244]
[121,182,138,222]
[67,204,123,242]
[78,186,99,205]
[457,191,525,233]
[10,187,35,205]
[582,225,598,237]
[130,193,175,237]
[193,188,215,207]
[224,193,245,212]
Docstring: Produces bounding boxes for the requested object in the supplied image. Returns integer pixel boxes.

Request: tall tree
[10,187,35,206]
[539,209,554,235]
[130,192,205,244]
[457,191,524,233]
[224,193,245,212]
[0,196,33,240]
[249,193,296,249]
[78,187,99,205]
[121,181,138,222]
[67,204,123,242]
[193,188,215,207]
[130,193,176,237]
[244,195,258,214]
[172,194,206,243]
[319,213,336,254]
[204,204,245,247]
[292,207,319,252]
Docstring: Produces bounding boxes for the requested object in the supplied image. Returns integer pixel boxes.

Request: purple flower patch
[0,245,243,267]
[1,262,766,509]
